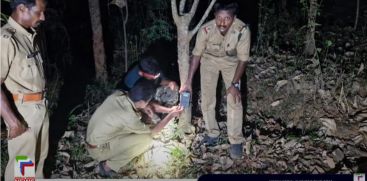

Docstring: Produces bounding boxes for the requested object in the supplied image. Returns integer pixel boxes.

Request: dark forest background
[1,0,367,179]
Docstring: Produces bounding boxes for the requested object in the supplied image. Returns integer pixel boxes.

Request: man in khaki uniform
[0,0,48,179]
[180,2,250,159]
[86,79,183,177]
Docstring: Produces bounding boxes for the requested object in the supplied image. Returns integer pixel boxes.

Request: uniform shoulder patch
[1,27,16,39]
[236,24,249,41]
[236,23,248,33]
[202,24,213,34]
[203,26,210,34]
[201,20,215,34]
[241,24,248,32]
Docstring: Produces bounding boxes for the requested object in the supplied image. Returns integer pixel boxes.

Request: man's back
[86,91,151,145]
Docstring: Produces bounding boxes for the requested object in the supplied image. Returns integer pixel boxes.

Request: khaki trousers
[200,58,244,144]
[87,133,153,172]
[5,99,49,180]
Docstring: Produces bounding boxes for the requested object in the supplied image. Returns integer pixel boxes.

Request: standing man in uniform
[86,79,183,177]
[180,1,251,159]
[1,0,48,179]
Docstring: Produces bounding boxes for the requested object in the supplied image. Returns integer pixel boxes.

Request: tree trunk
[88,0,107,81]
[304,0,319,56]
[176,28,192,124]
[171,0,216,129]
[176,28,190,88]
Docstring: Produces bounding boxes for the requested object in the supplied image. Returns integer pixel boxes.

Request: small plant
[308,129,322,141]
[324,40,333,48]
[251,138,260,145]
[70,144,87,161]
[287,133,300,140]
[167,146,192,178]
[170,147,185,159]
[67,114,78,130]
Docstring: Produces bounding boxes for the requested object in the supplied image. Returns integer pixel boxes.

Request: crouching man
[86,79,183,177]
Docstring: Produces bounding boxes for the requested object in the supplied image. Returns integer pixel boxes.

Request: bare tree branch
[188,0,200,20]
[179,0,187,15]
[354,0,360,30]
[189,0,216,39]
[109,0,127,8]
[171,0,180,25]
[123,2,128,72]
[123,1,128,23]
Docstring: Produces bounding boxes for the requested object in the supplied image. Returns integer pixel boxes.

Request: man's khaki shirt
[192,18,251,63]
[1,17,45,94]
[86,91,151,145]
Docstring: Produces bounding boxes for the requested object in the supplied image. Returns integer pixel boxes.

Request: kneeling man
[86,79,183,177]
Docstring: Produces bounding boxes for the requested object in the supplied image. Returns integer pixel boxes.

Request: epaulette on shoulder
[202,25,212,34]
[203,26,211,34]
[241,24,249,32]
[237,24,249,41]
[235,23,248,33]
[1,27,16,39]
[201,21,215,34]
[241,24,248,31]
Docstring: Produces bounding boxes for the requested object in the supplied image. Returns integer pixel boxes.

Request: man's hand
[168,106,184,118]
[1,81,29,140]
[179,82,192,93]
[167,81,178,91]
[227,86,241,104]
[160,80,178,91]
[168,105,182,112]
[7,120,28,139]
[151,106,184,135]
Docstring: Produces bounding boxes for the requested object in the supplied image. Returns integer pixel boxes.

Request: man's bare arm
[150,102,172,113]
[227,61,247,103]
[160,80,178,90]
[232,61,247,84]
[150,106,183,135]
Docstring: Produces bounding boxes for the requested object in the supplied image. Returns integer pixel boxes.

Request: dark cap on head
[138,57,161,75]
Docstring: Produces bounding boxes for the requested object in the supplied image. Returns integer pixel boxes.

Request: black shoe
[229,144,243,159]
[201,135,219,146]
[98,161,119,178]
